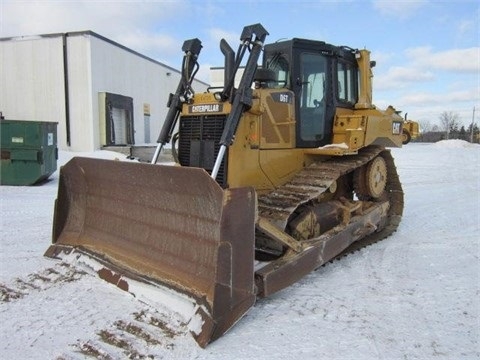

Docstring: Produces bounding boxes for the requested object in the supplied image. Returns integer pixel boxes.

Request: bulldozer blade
[44,157,257,347]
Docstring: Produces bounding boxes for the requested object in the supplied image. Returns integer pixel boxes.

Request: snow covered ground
[1,141,479,359]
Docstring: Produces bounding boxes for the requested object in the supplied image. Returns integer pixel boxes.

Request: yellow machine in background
[403,117,420,144]
[45,24,418,347]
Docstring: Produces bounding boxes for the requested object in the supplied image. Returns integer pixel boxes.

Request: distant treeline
[414,124,480,143]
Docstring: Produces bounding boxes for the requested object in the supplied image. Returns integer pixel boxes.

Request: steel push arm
[151,38,202,164]
[211,24,269,179]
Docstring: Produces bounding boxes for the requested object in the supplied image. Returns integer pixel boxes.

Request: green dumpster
[1,120,58,185]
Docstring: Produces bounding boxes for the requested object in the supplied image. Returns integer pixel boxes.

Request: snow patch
[1,144,479,358]
[432,139,480,148]
[58,149,139,166]
[60,251,206,335]
[127,280,205,336]
[318,142,349,149]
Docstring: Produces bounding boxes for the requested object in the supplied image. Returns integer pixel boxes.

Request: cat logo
[189,104,223,113]
[392,121,402,135]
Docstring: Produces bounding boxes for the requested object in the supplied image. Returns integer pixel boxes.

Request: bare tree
[439,111,460,140]
[418,119,433,133]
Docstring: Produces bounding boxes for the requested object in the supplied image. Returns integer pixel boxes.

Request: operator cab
[263,38,359,148]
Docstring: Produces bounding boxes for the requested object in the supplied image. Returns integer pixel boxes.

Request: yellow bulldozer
[45,24,417,347]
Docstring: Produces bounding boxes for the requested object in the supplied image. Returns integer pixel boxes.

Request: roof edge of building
[1,30,210,87]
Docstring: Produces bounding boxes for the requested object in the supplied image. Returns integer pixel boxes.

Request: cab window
[266,54,290,88]
[337,61,357,104]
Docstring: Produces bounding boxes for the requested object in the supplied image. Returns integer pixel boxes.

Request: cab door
[293,51,330,148]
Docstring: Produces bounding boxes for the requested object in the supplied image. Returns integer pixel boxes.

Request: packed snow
[1,141,479,359]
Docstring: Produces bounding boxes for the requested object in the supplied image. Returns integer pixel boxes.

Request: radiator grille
[178,114,228,188]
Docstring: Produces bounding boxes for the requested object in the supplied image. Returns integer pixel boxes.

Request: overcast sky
[1,0,479,128]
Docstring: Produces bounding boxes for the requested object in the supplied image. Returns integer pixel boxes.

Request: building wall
[88,34,185,150]
[66,34,94,151]
[1,32,209,152]
[210,66,244,88]
[0,36,67,143]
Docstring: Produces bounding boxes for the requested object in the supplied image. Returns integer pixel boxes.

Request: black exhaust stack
[220,39,235,100]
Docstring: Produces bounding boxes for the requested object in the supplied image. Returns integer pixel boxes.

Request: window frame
[336,60,358,106]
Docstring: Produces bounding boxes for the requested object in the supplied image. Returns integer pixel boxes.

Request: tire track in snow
[63,309,188,359]
[0,262,87,303]
[0,256,197,359]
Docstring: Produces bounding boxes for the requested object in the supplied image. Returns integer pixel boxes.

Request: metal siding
[66,35,95,151]
[1,32,209,152]
[0,36,67,147]
[89,36,208,149]
[210,67,244,88]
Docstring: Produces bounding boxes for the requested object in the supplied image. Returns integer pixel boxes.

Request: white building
[0,31,209,152]
[210,66,244,89]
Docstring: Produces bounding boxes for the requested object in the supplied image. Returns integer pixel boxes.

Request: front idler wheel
[354,156,388,200]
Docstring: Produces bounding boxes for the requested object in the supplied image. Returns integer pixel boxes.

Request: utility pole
[470,106,476,143]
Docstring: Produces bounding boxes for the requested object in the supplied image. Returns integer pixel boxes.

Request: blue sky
[1,0,479,129]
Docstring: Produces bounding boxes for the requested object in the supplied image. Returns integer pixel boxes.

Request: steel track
[257,144,404,262]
